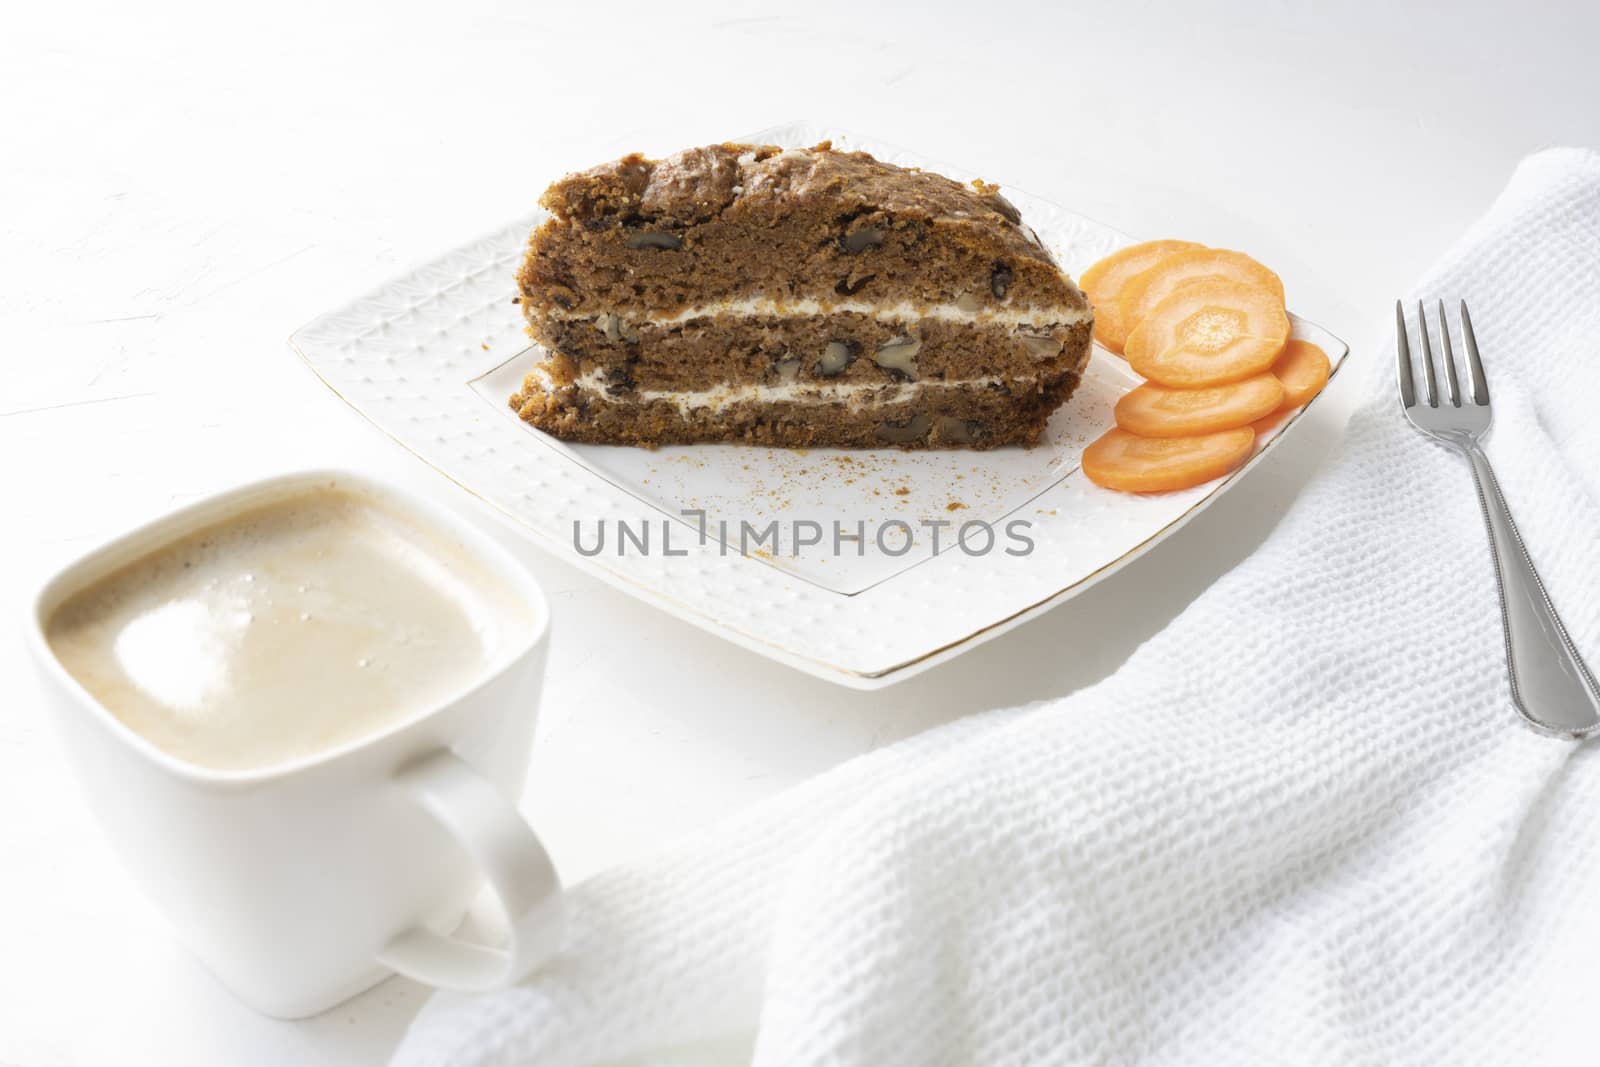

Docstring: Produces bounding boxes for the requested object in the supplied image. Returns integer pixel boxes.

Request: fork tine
[1415,300,1439,406]
[1436,299,1462,406]
[1395,300,1416,407]
[1460,301,1490,405]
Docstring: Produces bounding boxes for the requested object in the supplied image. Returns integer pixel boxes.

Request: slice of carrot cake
[510,141,1093,449]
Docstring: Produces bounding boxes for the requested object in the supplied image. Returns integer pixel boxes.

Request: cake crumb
[945,501,967,511]
[893,487,910,497]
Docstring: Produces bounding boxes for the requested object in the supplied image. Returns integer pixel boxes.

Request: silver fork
[1397,300,1600,737]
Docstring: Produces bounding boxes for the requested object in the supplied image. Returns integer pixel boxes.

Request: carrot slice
[1114,374,1284,438]
[1252,341,1332,434]
[1268,339,1331,407]
[1117,248,1284,339]
[1083,427,1256,493]
[1077,239,1204,354]
[1124,279,1290,387]
[1251,407,1295,435]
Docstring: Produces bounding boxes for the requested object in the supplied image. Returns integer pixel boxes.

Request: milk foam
[47,489,520,772]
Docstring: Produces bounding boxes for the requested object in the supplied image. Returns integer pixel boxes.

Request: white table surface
[4,1,1596,1063]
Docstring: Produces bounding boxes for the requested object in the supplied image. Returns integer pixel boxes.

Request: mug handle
[376,749,565,991]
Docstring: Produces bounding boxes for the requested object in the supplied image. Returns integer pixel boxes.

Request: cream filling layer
[549,296,1090,330]
[571,369,1024,416]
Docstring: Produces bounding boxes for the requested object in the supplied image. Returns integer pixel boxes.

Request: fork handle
[1464,443,1600,736]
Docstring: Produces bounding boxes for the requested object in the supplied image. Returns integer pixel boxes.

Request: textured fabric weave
[393,149,1600,1067]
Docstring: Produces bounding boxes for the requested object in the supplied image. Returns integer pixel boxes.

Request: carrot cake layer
[512,142,1093,449]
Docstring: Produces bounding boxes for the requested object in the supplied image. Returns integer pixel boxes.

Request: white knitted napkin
[393,148,1600,1067]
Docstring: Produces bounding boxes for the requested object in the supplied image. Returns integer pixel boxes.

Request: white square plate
[290,120,1347,689]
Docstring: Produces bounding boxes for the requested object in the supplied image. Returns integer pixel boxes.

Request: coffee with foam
[46,487,523,772]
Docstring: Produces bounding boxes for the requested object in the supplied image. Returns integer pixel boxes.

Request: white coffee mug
[26,470,565,1018]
